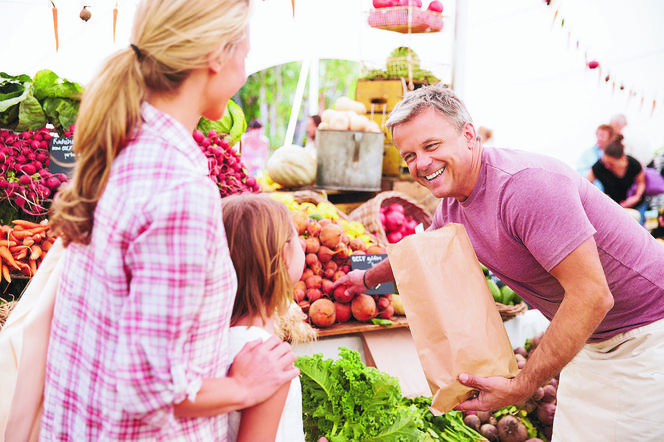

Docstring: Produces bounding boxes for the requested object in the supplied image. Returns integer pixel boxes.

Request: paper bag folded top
[387,223,518,415]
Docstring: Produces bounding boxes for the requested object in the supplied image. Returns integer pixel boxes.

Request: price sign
[349,253,395,295]
[49,136,75,177]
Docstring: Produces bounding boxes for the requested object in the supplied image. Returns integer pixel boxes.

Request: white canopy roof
[2,0,663,164]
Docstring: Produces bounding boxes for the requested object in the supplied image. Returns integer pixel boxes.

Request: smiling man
[334,84,664,441]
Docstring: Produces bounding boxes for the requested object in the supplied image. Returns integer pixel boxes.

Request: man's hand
[331,269,367,297]
[454,373,531,412]
[228,336,299,407]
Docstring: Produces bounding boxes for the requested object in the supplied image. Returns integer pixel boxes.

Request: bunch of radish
[380,203,419,243]
[192,129,260,197]
[0,127,69,217]
[291,211,394,328]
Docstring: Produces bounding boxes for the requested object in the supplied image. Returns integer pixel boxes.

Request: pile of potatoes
[318,97,382,133]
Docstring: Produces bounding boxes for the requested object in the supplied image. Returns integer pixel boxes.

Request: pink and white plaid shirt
[41,103,238,441]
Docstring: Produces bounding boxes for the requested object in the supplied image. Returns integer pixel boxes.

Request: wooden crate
[382,143,404,177]
[355,78,407,113]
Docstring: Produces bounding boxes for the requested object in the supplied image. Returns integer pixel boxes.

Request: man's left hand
[453,373,530,412]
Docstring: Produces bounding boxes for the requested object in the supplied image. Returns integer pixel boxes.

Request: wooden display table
[315,316,409,337]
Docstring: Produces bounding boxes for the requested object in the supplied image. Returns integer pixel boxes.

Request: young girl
[34,0,298,439]
[221,193,308,442]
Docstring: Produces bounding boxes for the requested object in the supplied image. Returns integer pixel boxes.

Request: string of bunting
[541,0,658,116]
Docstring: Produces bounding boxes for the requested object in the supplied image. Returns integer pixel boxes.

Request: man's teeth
[425,167,445,181]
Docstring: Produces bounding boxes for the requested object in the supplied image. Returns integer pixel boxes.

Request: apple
[427,0,443,12]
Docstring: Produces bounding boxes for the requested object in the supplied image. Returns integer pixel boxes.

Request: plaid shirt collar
[140,101,209,176]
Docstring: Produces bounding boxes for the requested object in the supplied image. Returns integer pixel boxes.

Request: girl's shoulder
[228,325,274,357]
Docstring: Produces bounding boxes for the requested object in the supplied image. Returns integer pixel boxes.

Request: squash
[266,145,317,187]
[334,96,367,115]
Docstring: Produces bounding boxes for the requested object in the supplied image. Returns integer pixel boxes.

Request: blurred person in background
[587,134,646,215]
[303,114,321,157]
[576,124,615,191]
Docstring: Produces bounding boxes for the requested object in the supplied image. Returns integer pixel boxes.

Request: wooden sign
[349,253,395,295]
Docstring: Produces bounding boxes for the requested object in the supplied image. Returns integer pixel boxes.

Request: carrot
[41,240,53,252]
[30,245,42,261]
[14,248,28,261]
[29,259,37,275]
[291,0,295,16]
[12,219,43,229]
[1,264,10,284]
[0,240,16,248]
[9,245,28,254]
[51,1,59,52]
[17,262,31,276]
[0,246,20,270]
[23,237,34,247]
[113,2,118,43]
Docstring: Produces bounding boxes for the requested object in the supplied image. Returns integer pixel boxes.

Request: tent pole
[451,0,468,97]
[309,58,320,116]
[284,59,311,146]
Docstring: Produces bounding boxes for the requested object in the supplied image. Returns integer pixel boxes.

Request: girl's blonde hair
[222,194,295,325]
[50,0,251,246]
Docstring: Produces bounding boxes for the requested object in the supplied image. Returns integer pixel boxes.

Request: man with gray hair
[334,83,664,441]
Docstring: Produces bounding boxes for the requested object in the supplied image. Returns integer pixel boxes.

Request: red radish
[427,0,443,12]
[387,203,405,214]
[384,210,405,232]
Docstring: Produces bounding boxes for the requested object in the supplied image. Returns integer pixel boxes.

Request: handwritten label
[49,137,75,176]
[349,253,395,295]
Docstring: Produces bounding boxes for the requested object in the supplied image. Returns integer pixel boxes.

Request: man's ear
[464,122,477,146]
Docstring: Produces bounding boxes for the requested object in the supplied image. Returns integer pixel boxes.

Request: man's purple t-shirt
[430,147,664,342]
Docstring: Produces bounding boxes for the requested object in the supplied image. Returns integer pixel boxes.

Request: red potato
[309,298,336,328]
[351,294,377,322]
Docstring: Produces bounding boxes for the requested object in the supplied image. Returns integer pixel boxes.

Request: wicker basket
[496,301,528,322]
[348,191,433,246]
[288,190,349,221]
[368,7,444,33]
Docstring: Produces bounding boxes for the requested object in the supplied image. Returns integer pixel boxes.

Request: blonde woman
[31,0,298,439]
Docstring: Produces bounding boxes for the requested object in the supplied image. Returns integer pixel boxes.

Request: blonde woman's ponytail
[50,49,144,246]
[50,0,251,246]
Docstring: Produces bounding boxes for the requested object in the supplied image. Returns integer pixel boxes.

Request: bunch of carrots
[0,219,56,283]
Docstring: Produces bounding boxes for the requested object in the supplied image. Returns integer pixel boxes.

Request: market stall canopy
[2,0,663,163]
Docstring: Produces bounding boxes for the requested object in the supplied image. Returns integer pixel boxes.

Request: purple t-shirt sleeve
[500,169,597,272]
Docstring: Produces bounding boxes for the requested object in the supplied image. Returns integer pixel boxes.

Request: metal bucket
[315,130,385,191]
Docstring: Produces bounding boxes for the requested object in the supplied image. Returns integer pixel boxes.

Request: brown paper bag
[387,223,518,414]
